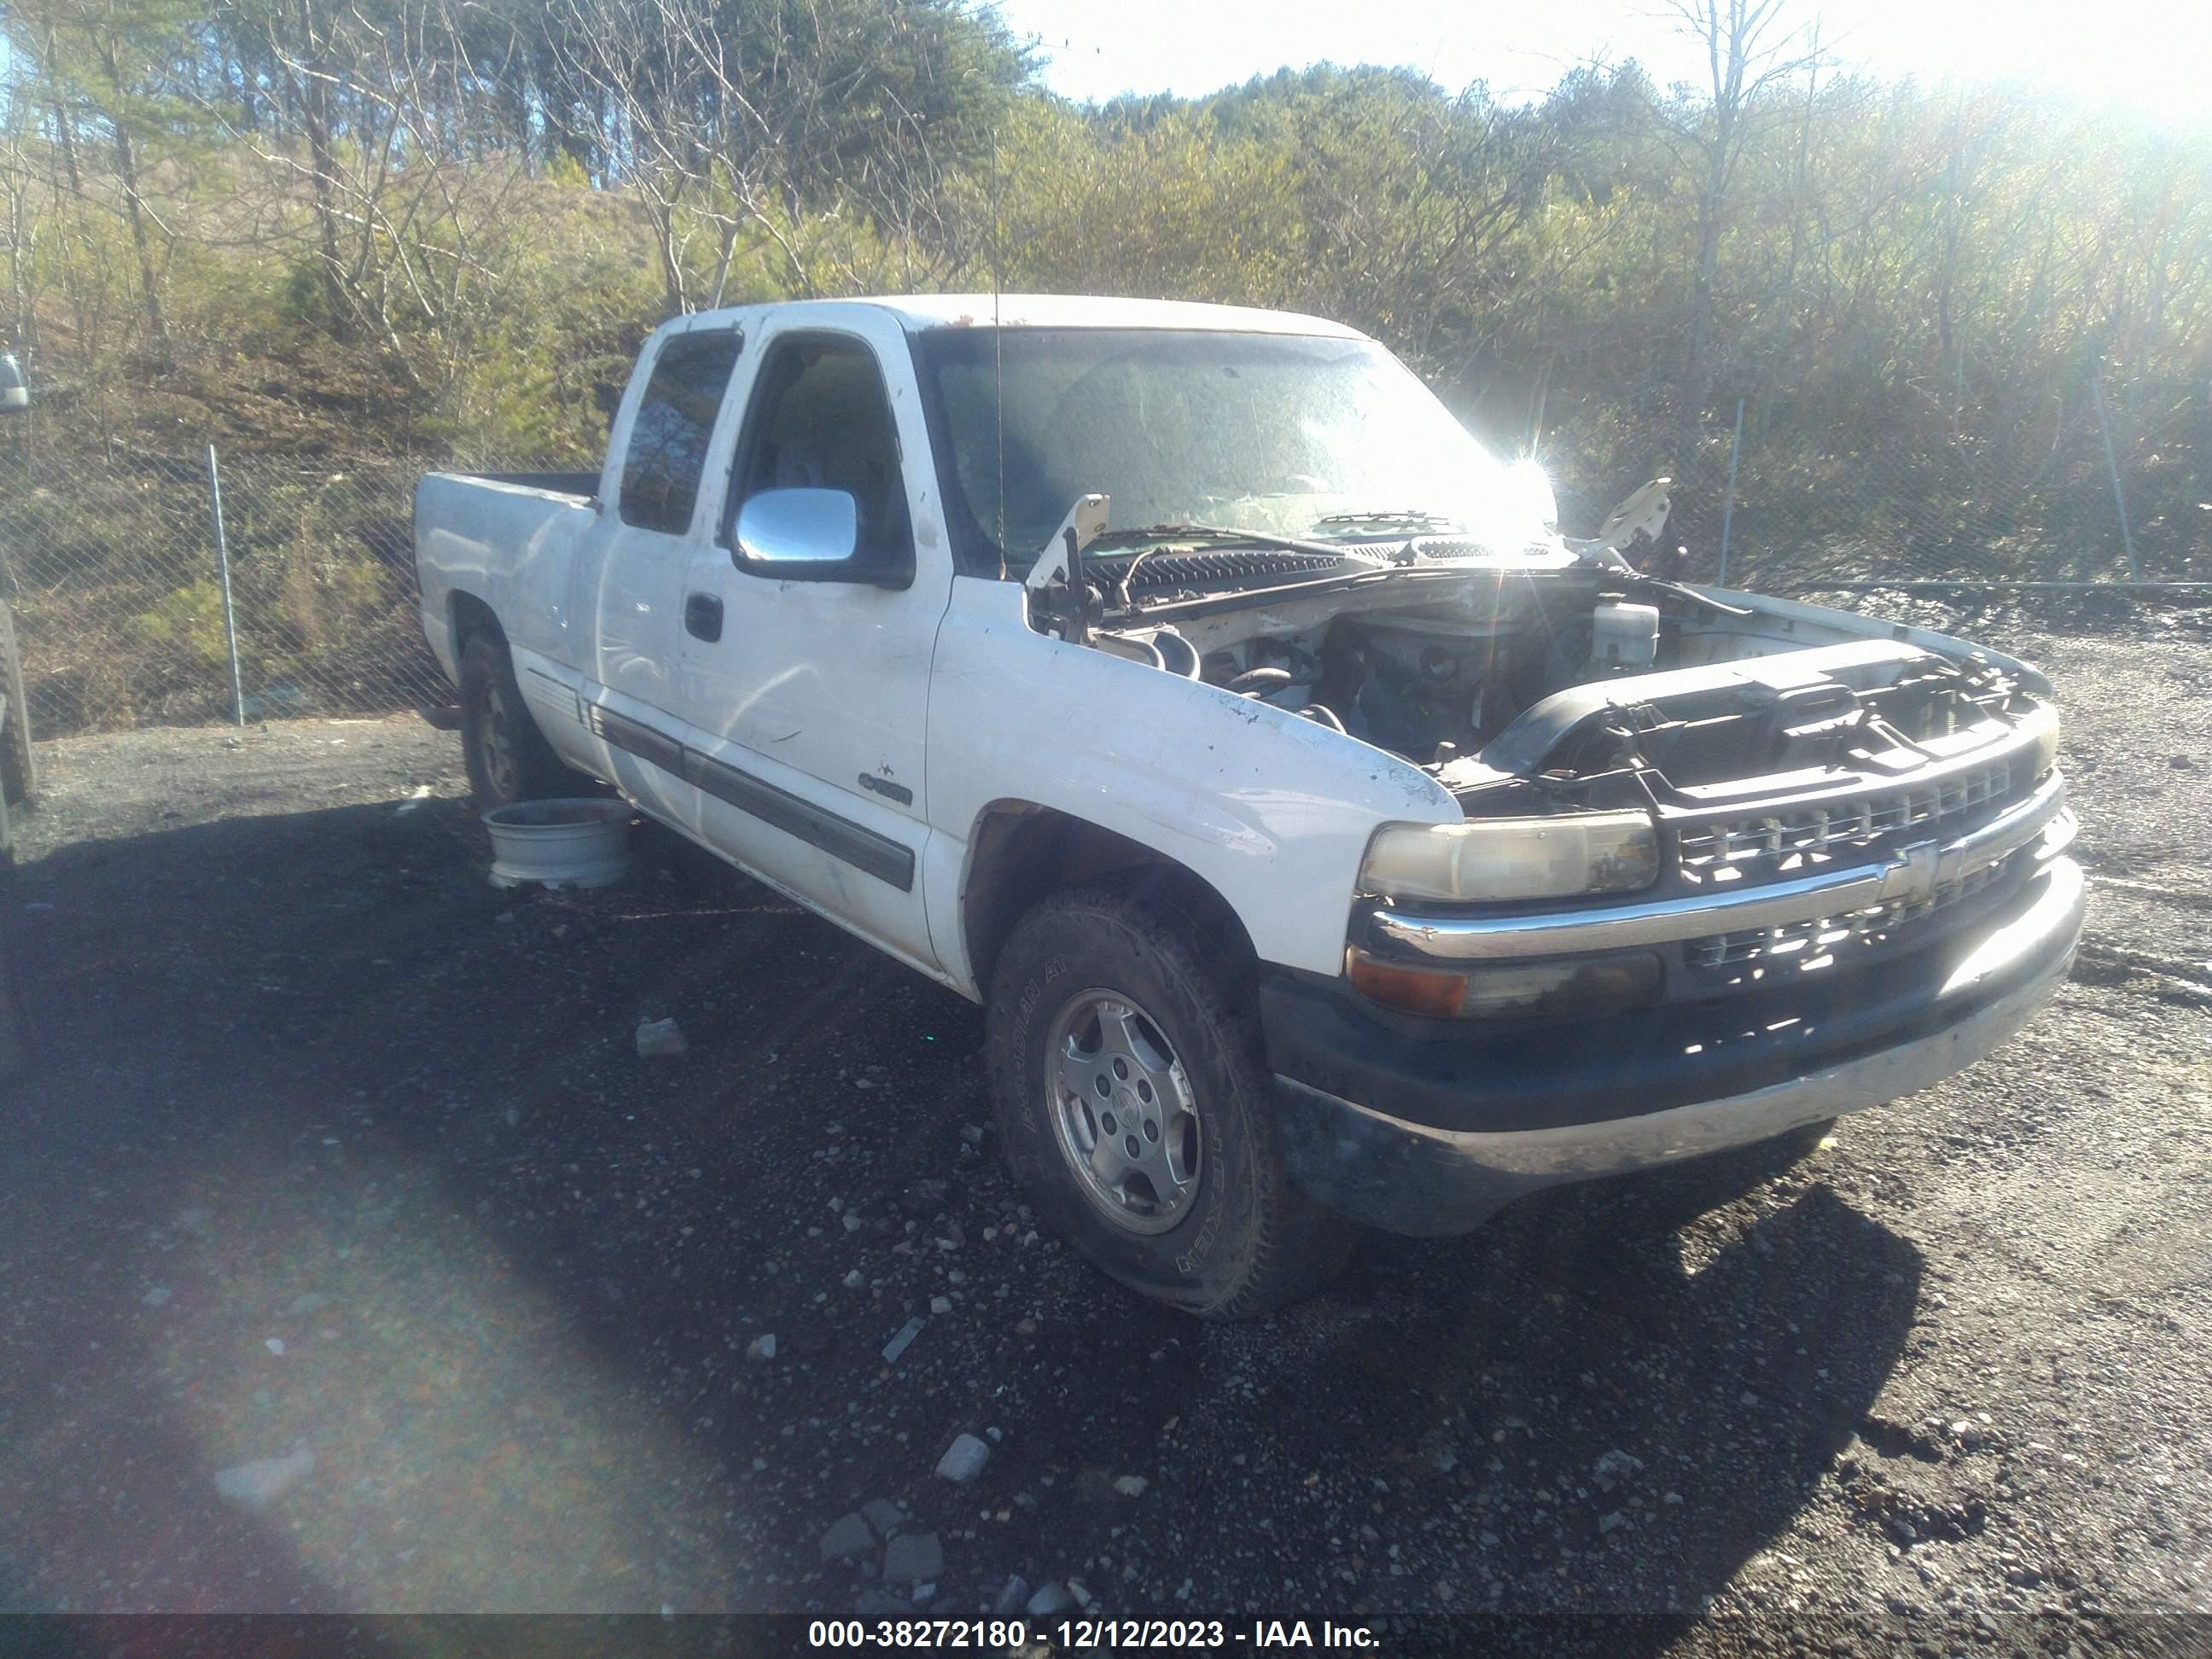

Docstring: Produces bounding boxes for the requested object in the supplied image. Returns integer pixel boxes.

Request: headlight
[1359,812,1660,904]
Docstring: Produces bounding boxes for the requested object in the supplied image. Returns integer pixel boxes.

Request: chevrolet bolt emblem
[1881,839,1944,905]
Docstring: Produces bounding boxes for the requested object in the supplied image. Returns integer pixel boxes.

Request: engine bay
[1085,562,2046,810]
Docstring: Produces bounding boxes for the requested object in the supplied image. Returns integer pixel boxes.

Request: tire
[458,633,576,810]
[986,876,1359,1319]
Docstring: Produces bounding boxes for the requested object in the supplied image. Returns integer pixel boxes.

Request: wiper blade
[1084,523,1359,560]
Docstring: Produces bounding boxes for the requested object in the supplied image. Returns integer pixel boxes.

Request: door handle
[684,591,723,643]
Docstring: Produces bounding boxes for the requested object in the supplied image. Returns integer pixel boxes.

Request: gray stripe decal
[589,704,915,893]
[588,704,684,775]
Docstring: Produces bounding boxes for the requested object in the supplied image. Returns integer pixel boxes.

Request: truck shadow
[1332,1174,1915,1611]
[8,794,1919,1622]
[1020,1156,1918,1629]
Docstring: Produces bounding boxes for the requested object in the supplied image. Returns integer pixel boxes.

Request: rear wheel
[458,633,576,810]
[986,877,1359,1319]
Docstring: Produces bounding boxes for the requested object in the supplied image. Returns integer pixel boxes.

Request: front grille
[1677,759,2012,882]
[1690,857,2012,971]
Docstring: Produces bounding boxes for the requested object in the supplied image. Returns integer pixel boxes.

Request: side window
[727,335,909,556]
[619,330,742,533]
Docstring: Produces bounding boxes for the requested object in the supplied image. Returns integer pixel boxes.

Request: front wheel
[986,878,1359,1319]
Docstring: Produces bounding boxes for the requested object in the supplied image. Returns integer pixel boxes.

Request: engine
[1179,595,1674,766]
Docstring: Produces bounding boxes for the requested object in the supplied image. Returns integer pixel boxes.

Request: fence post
[2089,373,2141,583]
[1716,397,1745,585]
[206,445,246,727]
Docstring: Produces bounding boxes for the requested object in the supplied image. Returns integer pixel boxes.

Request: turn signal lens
[1345,951,1468,1018]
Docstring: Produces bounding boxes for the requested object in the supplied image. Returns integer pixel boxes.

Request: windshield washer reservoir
[1591,598,1661,672]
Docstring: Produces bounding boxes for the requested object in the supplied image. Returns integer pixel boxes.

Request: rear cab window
[619,330,743,534]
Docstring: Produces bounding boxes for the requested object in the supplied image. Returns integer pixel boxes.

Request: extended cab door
[672,311,949,976]
[568,324,747,818]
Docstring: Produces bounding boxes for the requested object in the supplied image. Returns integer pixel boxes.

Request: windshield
[909,327,1551,575]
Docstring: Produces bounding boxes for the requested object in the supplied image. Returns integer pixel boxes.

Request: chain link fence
[0,442,560,740]
[0,363,2202,746]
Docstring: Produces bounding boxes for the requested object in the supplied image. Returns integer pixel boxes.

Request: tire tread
[459,633,576,808]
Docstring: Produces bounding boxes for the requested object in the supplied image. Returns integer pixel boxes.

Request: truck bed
[462,469,601,500]
[414,469,603,687]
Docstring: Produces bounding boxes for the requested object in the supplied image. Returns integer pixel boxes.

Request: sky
[992,0,2212,124]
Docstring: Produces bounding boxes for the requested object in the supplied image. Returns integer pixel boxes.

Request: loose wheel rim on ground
[1045,987,1202,1236]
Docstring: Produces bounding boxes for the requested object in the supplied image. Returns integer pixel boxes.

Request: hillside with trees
[0,0,2205,731]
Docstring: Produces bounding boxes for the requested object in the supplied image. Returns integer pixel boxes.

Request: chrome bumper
[1279,856,2086,1235]
[1363,771,2073,964]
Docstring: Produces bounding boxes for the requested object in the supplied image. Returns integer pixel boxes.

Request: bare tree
[540,0,1015,316]
[1658,0,1829,463]
[225,0,530,392]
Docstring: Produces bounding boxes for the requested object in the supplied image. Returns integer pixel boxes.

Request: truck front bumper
[1265,855,2086,1237]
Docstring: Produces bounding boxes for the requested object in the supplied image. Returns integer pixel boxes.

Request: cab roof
[667,293,1367,340]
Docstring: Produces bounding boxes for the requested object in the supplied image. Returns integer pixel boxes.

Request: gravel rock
[881,1532,944,1585]
[936,1433,991,1483]
[992,1575,1032,1618]
[1024,1581,1074,1617]
[1113,1475,1150,1498]
[929,1295,952,1315]
[746,1333,777,1360]
[882,1316,923,1363]
[1592,1448,1644,1492]
[634,1016,688,1057]
[213,1447,315,1511]
[860,1499,906,1540]
[819,1512,874,1563]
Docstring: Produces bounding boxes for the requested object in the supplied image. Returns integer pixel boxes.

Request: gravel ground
[1,605,2207,1653]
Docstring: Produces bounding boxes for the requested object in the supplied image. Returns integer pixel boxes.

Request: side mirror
[731,486,910,588]
[0,354,26,414]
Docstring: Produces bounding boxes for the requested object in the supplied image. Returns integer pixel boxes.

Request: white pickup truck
[414,294,2084,1318]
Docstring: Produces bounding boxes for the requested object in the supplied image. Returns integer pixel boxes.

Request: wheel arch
[958,800,1259,997]
[449,591,504,658]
